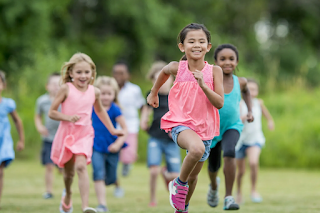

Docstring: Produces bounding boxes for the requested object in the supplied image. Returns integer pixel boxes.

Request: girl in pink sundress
[49,53,124,213]
[147,23,224,213]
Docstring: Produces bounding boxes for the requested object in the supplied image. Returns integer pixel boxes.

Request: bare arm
[147,62,178,108]
[93,88,124,136]
[260,99,275,130]
[108,115,128,153]
[239,77,254,122]
[10,111,25,151]
[192,65,224,109]
[34,114,49,136]
[48,84,78,122]
[140,105,153,131]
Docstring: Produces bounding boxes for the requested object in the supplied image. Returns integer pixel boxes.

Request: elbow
[48,111,54,119]
[215,99,224,109]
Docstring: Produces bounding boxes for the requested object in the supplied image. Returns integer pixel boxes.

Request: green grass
[1,161,320,213]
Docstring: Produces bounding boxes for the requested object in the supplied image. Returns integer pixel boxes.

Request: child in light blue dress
[0,71,25,206]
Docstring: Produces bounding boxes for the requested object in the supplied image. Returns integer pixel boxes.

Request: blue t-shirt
[92,103,123,153]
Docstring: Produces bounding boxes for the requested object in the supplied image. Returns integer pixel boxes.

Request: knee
[249,161,259,169]
[149,166,160,177]
[75,164,87,174]
[237,168,245,177]
[189,144,205,160]
[64,169,75,179]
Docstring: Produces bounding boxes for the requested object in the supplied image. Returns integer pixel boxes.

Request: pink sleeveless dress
[161,60,220,140]
[51,82,95,168]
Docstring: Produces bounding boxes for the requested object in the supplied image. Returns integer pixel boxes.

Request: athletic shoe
[207,177,220,207]
[122,164,131,177]
[95,205,108,212]
[43,192,53,199]
[175,204,189,212]
[223,196,239,210]
[251,195,263,203]
[149,202,157,207]
[114,187,125,198]
[169,178,189,211]
[83,207,97,213]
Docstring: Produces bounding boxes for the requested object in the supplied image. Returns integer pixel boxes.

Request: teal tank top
[211,75,243,148]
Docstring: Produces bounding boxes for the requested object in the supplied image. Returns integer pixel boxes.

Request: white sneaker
[207,177,220,207]
[223,196,239,210]
[114,187,125,198]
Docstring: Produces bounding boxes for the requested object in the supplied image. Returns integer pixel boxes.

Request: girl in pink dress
[147,23,224,213]
[49,53,124,213]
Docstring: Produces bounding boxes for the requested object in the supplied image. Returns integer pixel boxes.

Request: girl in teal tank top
[207,44,254,210]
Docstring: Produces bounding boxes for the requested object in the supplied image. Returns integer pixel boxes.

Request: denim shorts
[41,140,54,165]
[147,137,181,173]
[171,125,212,162]
[92,149,119,185]
[235,143,263,159]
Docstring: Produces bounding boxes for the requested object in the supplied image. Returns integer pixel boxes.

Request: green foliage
[1,1,320,167]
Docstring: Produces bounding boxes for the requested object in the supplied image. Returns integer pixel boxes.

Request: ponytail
[180,54,187,61]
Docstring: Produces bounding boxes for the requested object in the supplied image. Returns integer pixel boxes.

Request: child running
[35,72,61,199]
[0,71,25,208]
[91,76,128,212]
[147,23,224,213]
[235,79,274,204]
[207,44,253,210]
[48,53,124,213]
[140,61,181,207]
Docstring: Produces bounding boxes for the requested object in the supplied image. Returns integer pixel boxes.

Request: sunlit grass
[1,160,320,212]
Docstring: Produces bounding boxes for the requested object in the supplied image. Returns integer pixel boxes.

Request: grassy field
[1,160,320,213]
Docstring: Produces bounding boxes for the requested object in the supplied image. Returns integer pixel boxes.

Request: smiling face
[179,29,212,61]
[215,48,238,74]
[69,61,93,89]
[99,84,115,107]
[113,64,129,88]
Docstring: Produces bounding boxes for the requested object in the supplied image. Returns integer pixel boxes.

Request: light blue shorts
[171,125,212,162]
[147,137,181,173]
[235,143,263,159]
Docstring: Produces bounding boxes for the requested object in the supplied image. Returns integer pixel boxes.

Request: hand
[268,120,275,130]
[38,125,49,136]
[16,141,24,151]
[112,129,125,136]
[246,112,254,123]
[192,70,205,88]
[68,115,81,123]
[108,143,121,153]
[147,91,159,108]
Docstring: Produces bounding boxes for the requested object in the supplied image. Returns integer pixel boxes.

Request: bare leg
[45,164,55,194]
[246,147,261,197]
[223,157,236,197]
[0,163,5,206]
[208,170,219,190]
[75,155,90,210]
[63,156,75,211]
[236,158,246,204]
[94,180,106,206]
[185,161,204,204]
[149,166,160,204]
[177,130,205,182]
[164,172,179,181]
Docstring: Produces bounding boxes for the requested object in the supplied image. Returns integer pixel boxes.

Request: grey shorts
[171,125,212,162]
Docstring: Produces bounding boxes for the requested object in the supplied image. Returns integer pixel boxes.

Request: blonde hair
[95,76,120,106]
[147,61,167,81]
[0,71,6,84]
[61,53,96,84]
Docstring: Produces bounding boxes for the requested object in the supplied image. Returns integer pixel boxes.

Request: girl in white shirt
[235,79,274,204]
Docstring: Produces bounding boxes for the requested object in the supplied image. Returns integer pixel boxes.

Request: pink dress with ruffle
[51,82,95,168]
[161,60,220,140]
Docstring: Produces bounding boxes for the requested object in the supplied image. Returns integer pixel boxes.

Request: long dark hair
[178,23,211,61]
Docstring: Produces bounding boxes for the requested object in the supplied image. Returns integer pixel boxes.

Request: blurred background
[1,0,320,168]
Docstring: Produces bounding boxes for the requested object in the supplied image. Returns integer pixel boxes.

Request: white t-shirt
[118,81,145,133]
[236,98,265,150]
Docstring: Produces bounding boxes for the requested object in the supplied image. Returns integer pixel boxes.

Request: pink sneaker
[175,209,188,213]
[169,178,189,211]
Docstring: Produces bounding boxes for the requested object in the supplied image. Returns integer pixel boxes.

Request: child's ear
[178,43,185,53]
[207,43,212,52]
